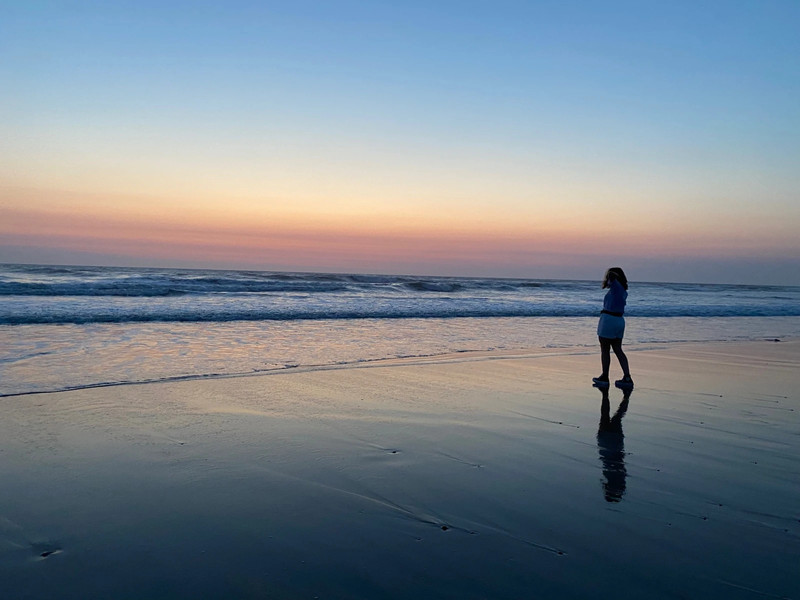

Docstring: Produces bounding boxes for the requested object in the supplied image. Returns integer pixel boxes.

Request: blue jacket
[603,279,627,314]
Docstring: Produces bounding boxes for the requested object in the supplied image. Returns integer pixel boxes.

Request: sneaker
[592,377,610,387]
[615,376,634,389]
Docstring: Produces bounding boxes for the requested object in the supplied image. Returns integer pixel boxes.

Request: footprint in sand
[32,542,62,559]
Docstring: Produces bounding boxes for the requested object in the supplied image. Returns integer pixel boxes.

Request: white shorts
[598,313,625,339]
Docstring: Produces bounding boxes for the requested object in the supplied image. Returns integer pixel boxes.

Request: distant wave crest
[3,305,799,324]
[1,265,798,324]
[0,270,560,297]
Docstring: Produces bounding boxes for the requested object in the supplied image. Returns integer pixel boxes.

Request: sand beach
[1,340,798,599]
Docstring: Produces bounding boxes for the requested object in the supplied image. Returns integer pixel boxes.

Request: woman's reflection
[596,386,632,502]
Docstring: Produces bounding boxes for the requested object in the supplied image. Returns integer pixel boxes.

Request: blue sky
[1,1,799,283]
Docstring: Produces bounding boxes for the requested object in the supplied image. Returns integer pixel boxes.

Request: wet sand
[1,340,798,599]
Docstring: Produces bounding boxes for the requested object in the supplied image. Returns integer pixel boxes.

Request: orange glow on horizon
[2,184,798,277]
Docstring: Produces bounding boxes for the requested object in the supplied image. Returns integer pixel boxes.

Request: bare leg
[610,338,630,378]
[599,337,611,379]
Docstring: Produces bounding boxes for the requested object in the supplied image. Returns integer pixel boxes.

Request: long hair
[603,267,628,290]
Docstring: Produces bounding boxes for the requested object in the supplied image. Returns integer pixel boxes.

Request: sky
[1,1,799,284]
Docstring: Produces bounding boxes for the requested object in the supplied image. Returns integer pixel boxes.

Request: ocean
[2,263,799,396]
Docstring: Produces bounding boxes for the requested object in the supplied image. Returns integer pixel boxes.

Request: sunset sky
[1,1,798,284]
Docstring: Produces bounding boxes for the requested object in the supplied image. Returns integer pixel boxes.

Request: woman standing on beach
[593,267,634,388]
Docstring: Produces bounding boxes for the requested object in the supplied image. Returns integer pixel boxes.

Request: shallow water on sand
[2,316,800,395]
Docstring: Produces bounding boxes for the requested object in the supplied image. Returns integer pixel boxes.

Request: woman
[592,267,633,388]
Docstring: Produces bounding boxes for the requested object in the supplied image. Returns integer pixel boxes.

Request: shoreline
[2,336,795,399]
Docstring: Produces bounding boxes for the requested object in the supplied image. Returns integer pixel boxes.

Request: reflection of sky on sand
[597,387,631,502]
[0,342,798,599]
